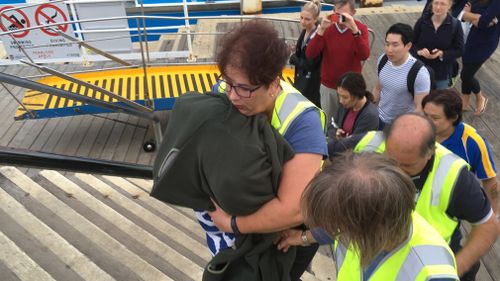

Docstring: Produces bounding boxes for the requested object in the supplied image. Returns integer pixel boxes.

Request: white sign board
[0,3,80,61]
[74,1,132,53]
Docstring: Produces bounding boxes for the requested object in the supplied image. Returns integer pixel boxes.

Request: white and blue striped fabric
[377,54,430,123]
[195,211,235,256]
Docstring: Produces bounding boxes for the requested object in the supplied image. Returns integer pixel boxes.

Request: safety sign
[35,3,69,36]
[0,6,30,38]
[0,3,79,61]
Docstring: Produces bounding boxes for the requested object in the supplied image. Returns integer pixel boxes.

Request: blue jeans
[435,79,450,89]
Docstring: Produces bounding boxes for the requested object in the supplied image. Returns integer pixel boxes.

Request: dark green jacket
[151,92,296,281]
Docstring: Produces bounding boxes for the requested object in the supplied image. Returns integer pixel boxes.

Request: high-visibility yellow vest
[217,80,326,135]
[354,131,468,242]
[333,213,458,281]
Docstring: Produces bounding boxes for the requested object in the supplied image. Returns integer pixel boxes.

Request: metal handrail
[0,14,303,38]
[0,11,305,65]
[0,146,153,179]
[0,71,158,122]
[20,59,152,114]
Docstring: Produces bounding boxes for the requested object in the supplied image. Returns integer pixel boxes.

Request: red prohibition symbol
[0,6,31,38]
[35,3,69,37]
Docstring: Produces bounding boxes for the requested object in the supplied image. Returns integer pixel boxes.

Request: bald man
[329,113,499,281]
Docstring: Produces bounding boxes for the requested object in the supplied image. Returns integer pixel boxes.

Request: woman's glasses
[218,76,262,98]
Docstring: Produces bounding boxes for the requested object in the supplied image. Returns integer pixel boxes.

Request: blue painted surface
[2,0,26,4]
[127,4,331,41]
[1,1,329,42]
[135,0,237,5]
[128,9,241,41]
[18,98,177,120]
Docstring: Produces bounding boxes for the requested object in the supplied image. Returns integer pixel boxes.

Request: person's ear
[426,146,434,161]
[405,41,412,50]
[273,77,281,88]
[269,77,281,96]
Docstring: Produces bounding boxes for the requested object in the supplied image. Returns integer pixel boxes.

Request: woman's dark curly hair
[216,20,290,86]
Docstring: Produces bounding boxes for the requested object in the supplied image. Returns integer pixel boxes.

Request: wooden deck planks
[41,170,204,281]
[1,167,172,281]
[0,7,499,281]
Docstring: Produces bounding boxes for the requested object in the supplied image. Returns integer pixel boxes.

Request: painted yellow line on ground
[16,65,295,119]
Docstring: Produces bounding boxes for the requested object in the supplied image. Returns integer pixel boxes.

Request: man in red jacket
[306,0,370,128]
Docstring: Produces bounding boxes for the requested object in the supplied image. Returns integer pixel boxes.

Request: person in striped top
[373,23,431,128]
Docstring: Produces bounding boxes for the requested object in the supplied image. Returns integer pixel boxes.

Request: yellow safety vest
[333,213,458,281]
[218,80,326,135]
[354,131,468,242]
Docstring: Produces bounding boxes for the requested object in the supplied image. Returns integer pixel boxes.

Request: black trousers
[290,243,320,281]
[449,227,480,281]
[461,62,484,95]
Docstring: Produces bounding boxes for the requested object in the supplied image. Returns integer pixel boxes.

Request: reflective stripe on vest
[217,80,326,135]
[272,81,326,135]
[353,131,385,153]
[354,132,468,243]
[333,213,458,281]
[416,143,468,242]
[395,245,456,281]
[430,147,462,206]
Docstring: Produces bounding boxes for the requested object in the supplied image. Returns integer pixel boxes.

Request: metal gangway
[0,0,372,152]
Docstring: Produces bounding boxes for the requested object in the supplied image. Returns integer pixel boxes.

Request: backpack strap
[377,54,389,76]
[407,59,426,97]
[452,18,458,34]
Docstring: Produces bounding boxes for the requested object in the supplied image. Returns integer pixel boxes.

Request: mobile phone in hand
[329,13,345,23]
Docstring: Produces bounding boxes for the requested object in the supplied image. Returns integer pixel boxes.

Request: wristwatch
[301,230,310,246]
[352,30,361,37]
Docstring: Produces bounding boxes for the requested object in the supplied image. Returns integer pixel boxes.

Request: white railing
[0,0,345,65]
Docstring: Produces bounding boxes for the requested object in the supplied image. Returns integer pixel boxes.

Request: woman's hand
[417,48,431,58]
[287,41,296,53]
[276,229,303,252]
[207,199,232,233]
[418,48,442,60]
[430,49,444,60]
[336,128,348,139]
[463,2,471,13]
[489,17,498,27]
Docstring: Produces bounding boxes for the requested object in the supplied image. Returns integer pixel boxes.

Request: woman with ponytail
[332,72,379,139]
[289,0,322,107]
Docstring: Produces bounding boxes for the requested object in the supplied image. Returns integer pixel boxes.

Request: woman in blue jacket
[413,0,464,89]
[461,0,500,115]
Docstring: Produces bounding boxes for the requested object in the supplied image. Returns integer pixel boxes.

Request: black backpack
[377,54,436,96]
